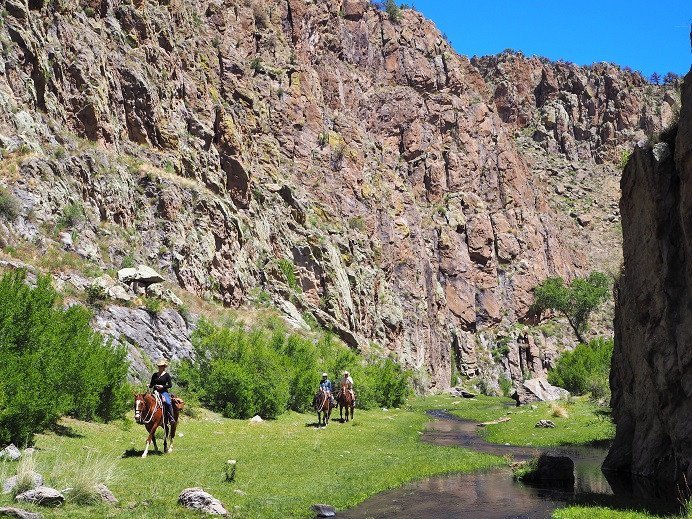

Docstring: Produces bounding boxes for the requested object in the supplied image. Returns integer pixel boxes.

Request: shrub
[0,270,130,444]
[547,337,613,397]
[176,321,411,418]
[0,187,20,220]
[550,403,569,418]
[498,375,512,397]
[384,0,402,22]
[144,297,163,315]
[618,149,632,170]
[278,258,301,293]
[59,202,84,228]
[85,284,108,309]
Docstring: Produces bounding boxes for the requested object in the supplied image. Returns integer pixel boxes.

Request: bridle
[134,393,160,424]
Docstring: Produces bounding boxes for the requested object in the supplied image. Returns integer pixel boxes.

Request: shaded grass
[407,394,614,447]
[0,406,502,518]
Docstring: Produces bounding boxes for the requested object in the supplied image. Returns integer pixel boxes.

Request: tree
[663,72,679,85]
[531,271,610,343]
[649,72,661,85]
[384,0,402,23]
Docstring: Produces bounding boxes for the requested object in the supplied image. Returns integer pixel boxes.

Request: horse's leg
[142,423,155,458]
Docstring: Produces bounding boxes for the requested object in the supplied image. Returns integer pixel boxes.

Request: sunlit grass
[407,394,615,447]
[0,405,502,518]
[553,505,683,519]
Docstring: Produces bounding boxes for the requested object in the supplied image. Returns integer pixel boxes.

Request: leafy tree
[0,270,129,444]
[531,271,610,343]
[384,0,402,23]
[649,72,661,85]
[663,72,679,85]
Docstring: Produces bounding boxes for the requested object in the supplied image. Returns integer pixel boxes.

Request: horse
[134,392,183,457]
[337,385,355,422]
[313,389,333,428]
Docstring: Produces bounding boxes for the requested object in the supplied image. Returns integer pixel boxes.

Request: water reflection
[338,411,681,519]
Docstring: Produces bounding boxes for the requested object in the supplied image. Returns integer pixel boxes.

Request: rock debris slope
[0,0,679,387]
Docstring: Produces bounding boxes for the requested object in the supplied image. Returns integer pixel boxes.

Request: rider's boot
[166,402,176,424]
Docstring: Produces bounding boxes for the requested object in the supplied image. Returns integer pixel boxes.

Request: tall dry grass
[53,451,119,505]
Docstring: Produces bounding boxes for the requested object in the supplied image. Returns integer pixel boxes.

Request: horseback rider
[319,372,336,406]
[341,370,355,404]
[149,359,175,424]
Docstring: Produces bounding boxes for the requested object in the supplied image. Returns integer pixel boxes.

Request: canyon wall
[605,69,691,485]
[0,0,679,386]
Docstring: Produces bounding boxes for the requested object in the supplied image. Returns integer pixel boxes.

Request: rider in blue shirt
[319,372,335,405]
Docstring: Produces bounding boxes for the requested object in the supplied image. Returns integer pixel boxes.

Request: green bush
[547,337,613,397]
[277,258,301,293]
[0,270,130,444]
[59,202,84,229]
[384,0,402,22]
[175,321,411,418]
[0,187,21,220]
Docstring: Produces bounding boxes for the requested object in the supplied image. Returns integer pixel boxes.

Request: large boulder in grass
[311,504,336,517]
[0,445,21,461]
[178,488,228,515]
[0,507,42,519]
[3,473,43,494]
[511,378,569,406]
[15,487,64,507]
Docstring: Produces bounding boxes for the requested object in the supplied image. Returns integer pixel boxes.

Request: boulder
[15,487,64,507]
[249,415,263,423]
[146,283,183,306]
[521,454,575,484]
[95,484,118,505]
[117,265,165,285]
[449,387,476,398]
[0,445,21,461]
[3,474,43,494]
[535,419,556,428]
[0,507,42,519]
[178,488,228,515]
[311,504,336,517]
[511,378,569,406]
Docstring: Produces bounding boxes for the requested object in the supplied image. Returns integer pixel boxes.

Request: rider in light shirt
[341,371,355,403]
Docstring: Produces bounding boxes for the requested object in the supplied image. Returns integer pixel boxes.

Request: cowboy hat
[321,372,328,377]
[343,371,349,376]
[156,358,169,367]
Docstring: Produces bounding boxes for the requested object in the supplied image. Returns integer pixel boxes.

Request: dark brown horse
[134,392,183,457]
[337,385,355,422]
[313,389,333,428]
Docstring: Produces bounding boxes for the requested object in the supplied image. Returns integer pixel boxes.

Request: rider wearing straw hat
[341,370,355,404]
[149,359,175,424]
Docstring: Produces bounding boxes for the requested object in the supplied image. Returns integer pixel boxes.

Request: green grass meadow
[408,394,614,447]
[0,406,502,518]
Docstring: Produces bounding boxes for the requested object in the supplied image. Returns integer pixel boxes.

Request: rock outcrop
[605,69,691,486]
[178,488,228,516]
[510,378,569,406]
[0,1,678,388]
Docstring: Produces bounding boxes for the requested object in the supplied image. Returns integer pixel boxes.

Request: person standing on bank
[149,359,175,424]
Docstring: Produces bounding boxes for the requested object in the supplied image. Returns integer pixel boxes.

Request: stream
[337,410,681,519]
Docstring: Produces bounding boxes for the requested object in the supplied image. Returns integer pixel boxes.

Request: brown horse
[313,389,333,428]
[134,392,183,457]
[337,385,355,422]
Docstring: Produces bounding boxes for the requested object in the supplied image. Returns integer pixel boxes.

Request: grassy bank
[0,406,502,518]
[407,394,614,447]
[553,506,690,519]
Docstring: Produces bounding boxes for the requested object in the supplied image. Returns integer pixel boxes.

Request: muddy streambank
[337,410,681,519]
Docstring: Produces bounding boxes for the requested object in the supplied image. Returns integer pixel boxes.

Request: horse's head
[134,393,148,424]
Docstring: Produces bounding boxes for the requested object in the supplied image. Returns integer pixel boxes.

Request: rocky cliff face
[0,0,679,388]
[605,69,691,486]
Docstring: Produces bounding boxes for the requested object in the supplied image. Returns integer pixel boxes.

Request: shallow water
[338,410,681,519]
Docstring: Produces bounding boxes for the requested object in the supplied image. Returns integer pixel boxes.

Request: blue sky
[407,1,691,78]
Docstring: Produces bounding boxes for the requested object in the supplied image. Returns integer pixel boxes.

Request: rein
[138,394,160,424]
[316,391,328,412]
